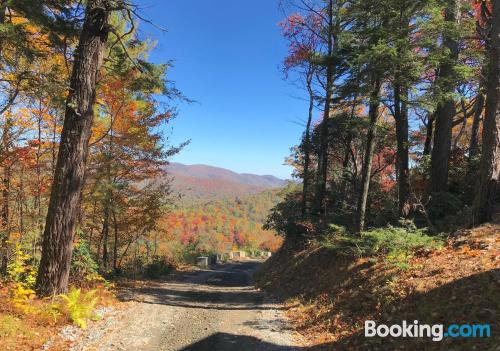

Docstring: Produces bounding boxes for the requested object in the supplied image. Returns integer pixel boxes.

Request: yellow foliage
[7,245,37,312]
[58,288,99,329]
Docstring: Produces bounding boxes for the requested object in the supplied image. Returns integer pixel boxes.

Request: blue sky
[134,0,310,179]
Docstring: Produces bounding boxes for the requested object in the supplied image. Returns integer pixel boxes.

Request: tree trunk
[472,0,500,225]
[356,78,381,232]
[314,0,334,217]
[423,113,435,156]
[394,85,410,217]
[302,69,314,216]
[1,115,11,275]
[1,164,10,274]
[101,198,110,270]
[112,210,118,272]
[469,93,485,161]
[429,0,460,194]
[36,0,110,296]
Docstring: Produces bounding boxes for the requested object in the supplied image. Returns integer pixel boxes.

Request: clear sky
[134,0,309,179]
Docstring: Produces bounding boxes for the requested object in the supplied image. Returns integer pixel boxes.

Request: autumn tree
[36,0,113,296]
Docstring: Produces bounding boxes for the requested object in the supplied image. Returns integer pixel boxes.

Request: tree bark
[36,0,110,296]
[112,209,118,272]
[101,198,110,270]
[314,0,334,217]
[469,93,485,161]
[472,0,500,225]
[1,115,11,275]
[429,0,460,194]
[356,78,381,232]
[423,113,435,156]
[302,68,314,216]
[394,85,410,217]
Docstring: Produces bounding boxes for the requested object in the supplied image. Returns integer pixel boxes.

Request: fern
[59,288,99,329]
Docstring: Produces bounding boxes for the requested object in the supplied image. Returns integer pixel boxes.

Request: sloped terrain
[166,163,287,203]
[255,224,500,350]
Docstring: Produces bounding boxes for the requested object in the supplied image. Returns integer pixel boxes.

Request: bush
[144,256,174,279]
[323,220,443,268]
[7,245,37,311]
[70,241,105,287]
[427,192,463,223]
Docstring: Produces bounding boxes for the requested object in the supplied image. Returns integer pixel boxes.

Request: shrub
[144,256,174,279]
[70,241,105,287]
[323,220,443,268]
[427,192,463,223]
[7,245,37,311]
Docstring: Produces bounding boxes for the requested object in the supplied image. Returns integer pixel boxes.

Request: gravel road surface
[73,260,297,351]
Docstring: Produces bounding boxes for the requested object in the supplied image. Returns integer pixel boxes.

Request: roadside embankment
[255,224,500,350]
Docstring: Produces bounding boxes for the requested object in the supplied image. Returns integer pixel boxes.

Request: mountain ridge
[166,162,288,203]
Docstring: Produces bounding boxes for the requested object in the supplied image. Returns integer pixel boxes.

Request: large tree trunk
[394,85,410,217]
[429,0,460,194]
[356,78,381,232]
[36,0,110,296]
[472,0,500,225]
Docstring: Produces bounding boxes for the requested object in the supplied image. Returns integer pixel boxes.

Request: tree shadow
[258,247,500,350]
[117,261,287,311]
[177,332,299,351]
[296,269,500,350]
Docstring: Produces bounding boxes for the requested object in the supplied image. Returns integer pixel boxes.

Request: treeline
[0,1,182,296]
[160,191,283,262]
[267,0,499,238]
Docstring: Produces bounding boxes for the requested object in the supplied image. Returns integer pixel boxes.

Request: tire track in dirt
[73,260,297,351]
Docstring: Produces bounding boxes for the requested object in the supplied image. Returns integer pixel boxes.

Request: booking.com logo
[365,320,491,342]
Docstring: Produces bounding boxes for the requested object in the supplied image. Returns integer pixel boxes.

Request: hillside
[255,224,500,350]
[159,190,283,260]
[167,163,288,203]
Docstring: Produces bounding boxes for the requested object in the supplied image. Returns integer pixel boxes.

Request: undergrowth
[319,220,444,268]
[58,288,99,329]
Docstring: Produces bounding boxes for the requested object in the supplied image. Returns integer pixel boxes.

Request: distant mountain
[166,163,287,203]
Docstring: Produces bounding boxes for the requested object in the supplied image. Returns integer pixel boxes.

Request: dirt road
[74,261,296,351]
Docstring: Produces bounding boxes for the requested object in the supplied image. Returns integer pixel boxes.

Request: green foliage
[264,186,305,238]
[427,192,464,224]
[58,288,99,329]
[70,241,105,287]
[144,256,174,279]
[323,221,443,268]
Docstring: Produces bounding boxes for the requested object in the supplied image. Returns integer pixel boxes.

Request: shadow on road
[176,332,340,351]
[118,261,287,311]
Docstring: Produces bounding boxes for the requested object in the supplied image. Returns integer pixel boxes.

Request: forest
[160,190,283,263]
[0,1,189,294]
[266,0,499,237]
[255,0,500,348]
[0,0,498,350]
